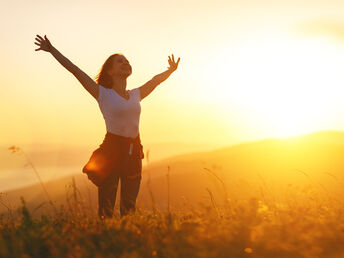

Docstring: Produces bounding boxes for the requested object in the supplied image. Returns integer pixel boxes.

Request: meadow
[0,184,343,258]
[2,132,344,257]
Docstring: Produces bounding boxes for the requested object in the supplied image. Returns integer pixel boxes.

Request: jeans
[94,132,143,218]
[98,159,141,218]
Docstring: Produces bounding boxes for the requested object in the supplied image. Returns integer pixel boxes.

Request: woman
[34,35,180,218]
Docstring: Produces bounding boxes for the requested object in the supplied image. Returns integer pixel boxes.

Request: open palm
[168,54,180,72]
[34,35,53,52]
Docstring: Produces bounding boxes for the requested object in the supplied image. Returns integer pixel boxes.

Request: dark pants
[83,131,143,218]
[98,155,142,218]
[98,170,141,218]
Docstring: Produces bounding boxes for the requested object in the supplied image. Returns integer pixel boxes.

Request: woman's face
[109,55,132,78]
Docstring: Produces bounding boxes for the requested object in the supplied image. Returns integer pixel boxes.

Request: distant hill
[3,130,344,215]
[0,141,217,191]
[0,142,217,170]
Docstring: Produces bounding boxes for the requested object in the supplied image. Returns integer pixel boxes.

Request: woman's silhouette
[34,35,180,218]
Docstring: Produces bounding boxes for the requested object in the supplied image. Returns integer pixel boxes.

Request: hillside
[2,131,344,215]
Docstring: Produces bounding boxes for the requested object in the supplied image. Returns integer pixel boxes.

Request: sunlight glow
[212,33,344,138]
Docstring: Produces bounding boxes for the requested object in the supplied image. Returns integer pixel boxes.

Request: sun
[214,32,344,138]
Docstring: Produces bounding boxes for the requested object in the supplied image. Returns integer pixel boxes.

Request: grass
[2,146,344,257]
[0,185,343,258]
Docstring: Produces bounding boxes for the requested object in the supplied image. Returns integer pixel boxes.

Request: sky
[2,0,344,150]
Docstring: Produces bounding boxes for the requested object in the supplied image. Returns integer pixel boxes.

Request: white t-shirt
[97,85,141,138]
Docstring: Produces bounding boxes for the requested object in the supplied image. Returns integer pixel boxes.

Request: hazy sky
[2,0,344,149]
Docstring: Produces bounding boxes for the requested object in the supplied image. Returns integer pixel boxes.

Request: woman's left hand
[167,54,180,72]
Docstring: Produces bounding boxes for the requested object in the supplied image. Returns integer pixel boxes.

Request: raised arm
[34,35,99,100]
[139,54,180,100]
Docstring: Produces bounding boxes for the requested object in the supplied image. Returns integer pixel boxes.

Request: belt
[100,132,142,156]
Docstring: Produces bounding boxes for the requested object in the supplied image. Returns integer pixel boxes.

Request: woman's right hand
[34,35,53,52]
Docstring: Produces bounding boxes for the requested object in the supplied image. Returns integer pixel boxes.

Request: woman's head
[95,54,132,89]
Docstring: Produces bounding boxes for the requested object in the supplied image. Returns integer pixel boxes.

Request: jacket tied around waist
[82,132,144,186]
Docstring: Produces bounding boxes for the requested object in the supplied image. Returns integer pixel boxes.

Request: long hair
[95,54,120,89]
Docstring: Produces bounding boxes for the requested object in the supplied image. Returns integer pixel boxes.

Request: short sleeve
[97,85,105,103]
[130,87,141,101]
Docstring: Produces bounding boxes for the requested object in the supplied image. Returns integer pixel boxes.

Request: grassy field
[3,134,344,257]
[0,184,343,258]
